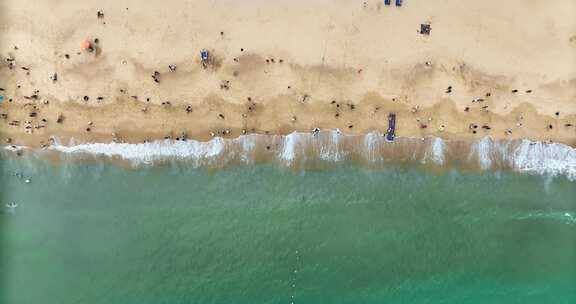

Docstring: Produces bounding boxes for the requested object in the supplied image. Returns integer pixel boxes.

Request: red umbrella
[81,39,93,51]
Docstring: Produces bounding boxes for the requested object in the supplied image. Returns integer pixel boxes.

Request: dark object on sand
[152,71,160,83]
[200,49,211,69]
[386,113,396,142]
[385,0,391,5]
[420,23,431,35]
[220,80,230,90]
[56,114,64,124]
[396,0,402,6]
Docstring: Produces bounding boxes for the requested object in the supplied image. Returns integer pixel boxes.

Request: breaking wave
[16,131,574,180]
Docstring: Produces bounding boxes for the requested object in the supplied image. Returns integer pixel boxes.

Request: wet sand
[1,0,575,148]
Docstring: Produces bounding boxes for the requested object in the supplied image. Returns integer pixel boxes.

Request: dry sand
[1,0,575,148]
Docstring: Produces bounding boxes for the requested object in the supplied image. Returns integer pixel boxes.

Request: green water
[1,156,575,303]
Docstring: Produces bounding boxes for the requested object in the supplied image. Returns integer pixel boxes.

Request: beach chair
[200,49,210,69]
[395,0,402,6]
[200,49,209,61]
[386,113,396,142]
[385,0,391,5]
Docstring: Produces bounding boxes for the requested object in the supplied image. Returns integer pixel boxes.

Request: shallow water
[46,133,576,179]
[1,154,575,303]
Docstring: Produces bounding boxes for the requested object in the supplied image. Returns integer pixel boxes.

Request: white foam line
[511,140,576,180]
[35,132,576,181]
[474,137,494,170]
[50,138,225,164]
[3,145,28,151]
[237,134,258,163]
[363,131,385,162]
[280,132,299,162]
[319,129,344,161]
[430,137,446,165]
[514,211,576,225]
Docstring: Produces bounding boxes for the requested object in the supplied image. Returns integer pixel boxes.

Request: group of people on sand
[408,84,570,140]
[1,9,573,151]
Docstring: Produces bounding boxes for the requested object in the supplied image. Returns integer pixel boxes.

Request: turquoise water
[1,156,575,303]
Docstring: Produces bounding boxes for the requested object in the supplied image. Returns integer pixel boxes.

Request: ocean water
[1,136,576,303]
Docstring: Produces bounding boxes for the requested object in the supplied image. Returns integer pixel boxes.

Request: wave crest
[44,131,576,180]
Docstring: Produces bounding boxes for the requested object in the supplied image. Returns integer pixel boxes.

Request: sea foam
[511,140,576,180]
[43,131,576,180]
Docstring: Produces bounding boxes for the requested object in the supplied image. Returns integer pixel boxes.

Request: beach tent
[386,113,396,142]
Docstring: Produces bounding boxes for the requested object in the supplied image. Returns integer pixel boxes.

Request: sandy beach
[1,0,575,148]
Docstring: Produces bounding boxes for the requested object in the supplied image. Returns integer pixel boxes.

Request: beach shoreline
[3,132,576,182]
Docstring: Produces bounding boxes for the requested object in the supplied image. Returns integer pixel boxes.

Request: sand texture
[1,0,575,147]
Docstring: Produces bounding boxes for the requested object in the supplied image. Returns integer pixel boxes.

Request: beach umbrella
[81,39,93,51]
